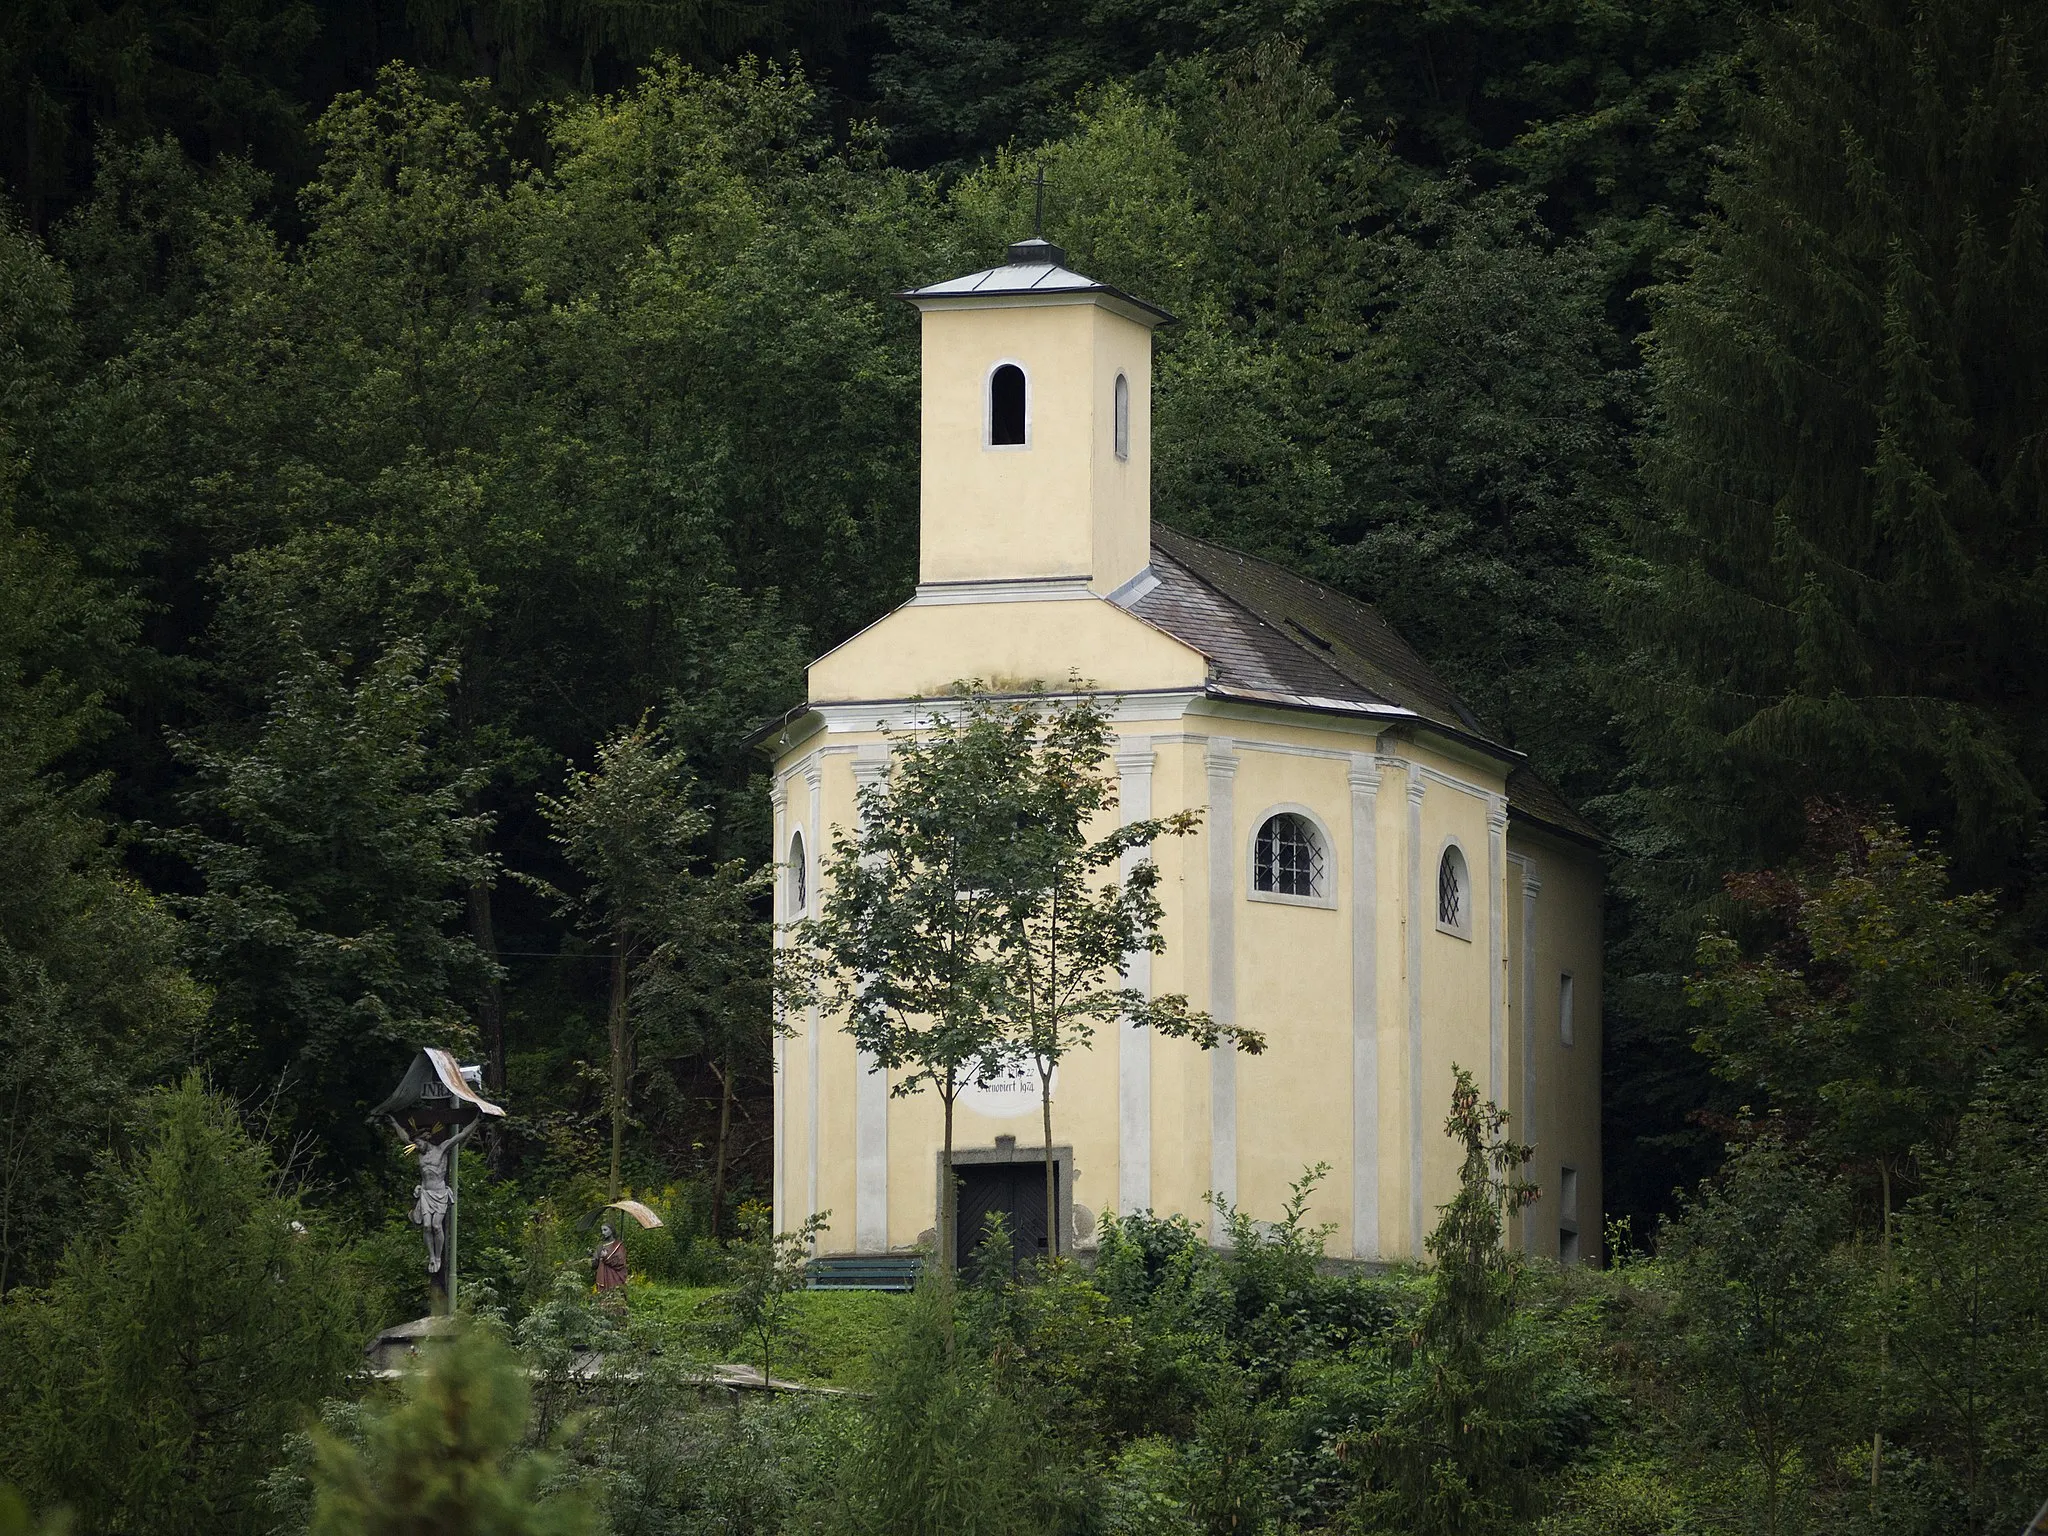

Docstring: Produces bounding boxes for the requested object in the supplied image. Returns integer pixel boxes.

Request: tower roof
[900,240,1175,327]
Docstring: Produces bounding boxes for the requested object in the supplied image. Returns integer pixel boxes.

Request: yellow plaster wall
[807,599,1207,705]
[1508,833,1604,1264]
[770,704,1599,1266]
[1229,746,1356,1244]
[916,300,1155,594]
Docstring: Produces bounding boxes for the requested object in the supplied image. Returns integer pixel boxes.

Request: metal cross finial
[1033,166,1047,238]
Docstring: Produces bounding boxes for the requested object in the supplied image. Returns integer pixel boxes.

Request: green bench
[807,1255,924,1292]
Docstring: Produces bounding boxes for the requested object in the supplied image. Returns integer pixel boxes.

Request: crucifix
[1032,165,1048,238]
[373,1047,505,1315]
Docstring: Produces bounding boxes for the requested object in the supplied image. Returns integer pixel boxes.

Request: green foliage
[0,215,200,1294]
[0,1075,364,1536]
[591,1384,858,1536]
[1348,1069,1556,1536]
[1689,816,2023,1182]
[1626,0,2048,882]
[539,714,742,1197]
[0,1484,70,1536]
[715,1201,829,1383]
[164,638,495,1184]
[1663,1130,1855,1535]
[310,1324,596,1536]
[835,1273,1067,1536]
[1886,1067,2048,1531]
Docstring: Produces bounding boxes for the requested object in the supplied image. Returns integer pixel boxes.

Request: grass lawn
[629,1283,907,1387]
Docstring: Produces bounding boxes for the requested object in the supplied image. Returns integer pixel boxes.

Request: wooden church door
[955,1161,1054,1274]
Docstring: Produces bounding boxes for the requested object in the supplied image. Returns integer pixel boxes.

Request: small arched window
[1437,844,1469,936]
[989,363,1027,446]
[1113,372,1130,460]
[788,830,808,916]
[1253,813,1326,900]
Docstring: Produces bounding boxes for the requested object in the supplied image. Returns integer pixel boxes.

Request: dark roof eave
[1200,684,1525,770]
[896,284,1176,327]
[743,701,819,754]
[1506,802,1606,853]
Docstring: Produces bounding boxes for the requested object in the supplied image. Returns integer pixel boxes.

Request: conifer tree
[0,1076,362,1536]
[1627,0,2048,882]
[1346,1069,1547,1536]
[309,1325,595,1536]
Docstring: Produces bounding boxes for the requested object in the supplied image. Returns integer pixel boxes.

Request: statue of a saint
[390,1115,479,1279]
[594,1222,628,1292]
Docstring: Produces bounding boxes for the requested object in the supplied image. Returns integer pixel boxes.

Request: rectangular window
[1558,972,1575,1047]
[1559,1164,1581,1266]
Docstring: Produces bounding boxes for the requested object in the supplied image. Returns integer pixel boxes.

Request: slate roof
[1129,526,1601,847]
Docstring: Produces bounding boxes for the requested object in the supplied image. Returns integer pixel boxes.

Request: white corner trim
[1349,751,1381,1260]
[1487,799,1507,1105]
[814,690,1200,736]
[1206,738,1239,1235]
[1406,767,1425,1252]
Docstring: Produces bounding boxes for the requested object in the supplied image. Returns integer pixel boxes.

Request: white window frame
[985,359,1032,450]
[1113,371,1130,460]
[1435,838,1473,940]
[1246,804,1337,910]
[787,829,808,917]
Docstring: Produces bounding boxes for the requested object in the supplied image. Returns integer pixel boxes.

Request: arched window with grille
[988,362,1028,446]
[788,830,808,917]
[1437,843,1470,937]
[1113,372,1130,460]
[1251,811,1330,904]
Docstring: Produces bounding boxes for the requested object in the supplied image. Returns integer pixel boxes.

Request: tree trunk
[940,1088,957,1277]
[1041,1064,1058,1261]
[468,875,507,1169]
[710,1059,734,1239]
[608,927,630,1201]
[1873,1158,1893,1491]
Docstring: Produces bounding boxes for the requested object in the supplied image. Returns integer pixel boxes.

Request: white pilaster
[1116,738,1157,1215]
[1205,737,1239,1235]
[1520,859,1542,1159]
[1348,753,1382,1259]
[1488,797,1508,1106]
[770,775,789,1234]
[1406,770,1426,1253]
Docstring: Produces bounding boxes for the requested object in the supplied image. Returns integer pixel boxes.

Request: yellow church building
[762,236,1603,1267]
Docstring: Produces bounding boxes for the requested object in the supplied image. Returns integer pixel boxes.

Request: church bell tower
[901,238,1172,597]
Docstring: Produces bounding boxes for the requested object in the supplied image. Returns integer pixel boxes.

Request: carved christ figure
[390,1115,479,1276]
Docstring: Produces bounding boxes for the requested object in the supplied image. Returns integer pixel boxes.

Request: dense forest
[1,0,2045,1531]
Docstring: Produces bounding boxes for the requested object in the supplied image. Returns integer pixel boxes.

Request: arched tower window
[989,363,1028,445]
[1113,372,1130,460]
[1253,812,1327,900]
[1437,844,1470,936]
[788,830,808,916]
